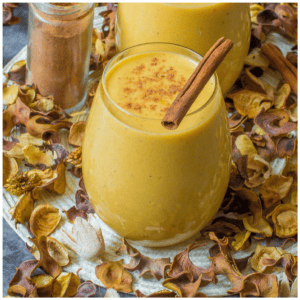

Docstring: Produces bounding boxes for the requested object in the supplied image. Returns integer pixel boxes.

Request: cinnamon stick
[261,43,297,95]
[161,37,233,130]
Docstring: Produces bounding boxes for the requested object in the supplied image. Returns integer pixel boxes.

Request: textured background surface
[2,4,133,297]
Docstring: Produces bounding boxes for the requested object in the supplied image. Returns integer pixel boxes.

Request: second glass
[115,3,251,93]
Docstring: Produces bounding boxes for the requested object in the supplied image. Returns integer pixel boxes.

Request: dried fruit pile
[3,3,298,298]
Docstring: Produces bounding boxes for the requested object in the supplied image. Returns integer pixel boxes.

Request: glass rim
[102,42,219,121]
[32,3,93,15]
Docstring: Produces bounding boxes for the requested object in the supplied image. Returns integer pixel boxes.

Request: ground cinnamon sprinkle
[118,57,186,113]
[27,4,94,109]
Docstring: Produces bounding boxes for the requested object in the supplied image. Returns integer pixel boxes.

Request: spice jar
[27,3,94,110]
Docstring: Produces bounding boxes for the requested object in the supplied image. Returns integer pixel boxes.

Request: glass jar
[115,3,251,93]
[82,43,231,247]
[27,3,94,110]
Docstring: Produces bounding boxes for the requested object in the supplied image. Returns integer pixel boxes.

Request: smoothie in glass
[115,3,251,93]
[82,43,231,247]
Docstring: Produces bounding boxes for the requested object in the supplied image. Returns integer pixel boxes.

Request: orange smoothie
[115,3,251,93]
[82,44,231,247]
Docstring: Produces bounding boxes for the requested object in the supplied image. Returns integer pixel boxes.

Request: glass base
[64,91,88,114]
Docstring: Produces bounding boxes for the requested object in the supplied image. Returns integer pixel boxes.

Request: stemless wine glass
[82,43,231,247]
[115,3,251,93]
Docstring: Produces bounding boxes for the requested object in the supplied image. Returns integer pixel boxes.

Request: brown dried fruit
[287,105,297,122]
[228,164,245,190]
[246,132,266,147]
[63,206,88,223]
[256,7,295,40]
[201,216,244,237]
[26,115,72,142]
[8,260,40,297]
[208,233,279,297]
[116,238,170,280]
[29,204,61,239]
[241,67,273,96]
[236,188,262,225]
[68,121,86,147]
[267,204,297,238]
[30,103,70,121]
[162,273,203,298]
[4,168,58,197]
[245,155,271,188]
[71,165,83,178]
[90,29,105,70]
[27,236,69,267]
[227,90,273,118]
[74,280,97,297]
[243,216,273,237]
[6,60,26,85]
[66,146,82,168]
[9,192,35,227]
[276,137,297,158]
[79,176,86,191]
[250,4,264,24]
[52,272,81,297]
[3,137,19,151]
[274,83,291,109]
[252,24,267,43]
[261,253,297,282]
[4,134,45,161]
[18,85,36,106]
[3,153,18,185]
[34,95,55,112]
[231,230,251,251]
[167,242,214,283]
[3,97,30,137]
[234,134,257,159]
[47,161,66,194]
[22,144,54,166]
[228,113,248,131]
[7,285,27,297]
[3,84,19,105]
[18,132,44,146]
[254,108,297,137]
[250,244,286,273]
[244,50,269,69]
[283,173,297,206]
[232,272,279,297]
[45,143,69,165]
[95,260,133,293]
[260,175,293,208]
[90,6,117,70]
[76,189,95,213]
[256,134,276,162]
[29,236,62,278]
[135,289,177,298]
[31,274,53,297]
[274,5,297,38]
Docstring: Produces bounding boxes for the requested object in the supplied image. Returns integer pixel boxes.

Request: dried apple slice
[29,204,61,239]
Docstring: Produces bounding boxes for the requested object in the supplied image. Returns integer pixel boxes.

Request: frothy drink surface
[105,52,215,119]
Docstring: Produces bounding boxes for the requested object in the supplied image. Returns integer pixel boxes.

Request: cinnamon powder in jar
[27,3,94,110]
